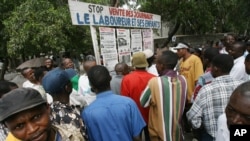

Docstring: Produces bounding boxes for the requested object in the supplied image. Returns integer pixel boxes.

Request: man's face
[63,58,74,69]
[5,104,52,141]
[226,92,250,128]
[228,44,242,59]
[24,69,35,81]
[176,48,185,58]
[45,60,52,68]
[226,35,236,45]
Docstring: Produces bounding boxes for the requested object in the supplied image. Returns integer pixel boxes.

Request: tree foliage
[140,0,250,46]
[2,0,250,58]
[3,0,94,57]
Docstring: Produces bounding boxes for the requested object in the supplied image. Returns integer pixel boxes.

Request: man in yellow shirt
[174,42,204,103]
[174,42,204,132]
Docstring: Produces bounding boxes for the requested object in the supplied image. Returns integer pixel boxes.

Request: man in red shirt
[121,52,155,141]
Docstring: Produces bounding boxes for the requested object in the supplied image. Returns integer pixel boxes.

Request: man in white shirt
[78,60,97,106]
[21,67,49,101]
[228,41,249,82]
[216,81,250,141]
[143,49,158,76]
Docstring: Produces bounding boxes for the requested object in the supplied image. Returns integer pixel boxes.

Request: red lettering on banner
[109,7,125,16]
[133,11,153,20]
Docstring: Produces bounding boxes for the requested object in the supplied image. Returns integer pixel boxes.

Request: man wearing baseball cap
[0,88,85,141]
[174,42,204,133]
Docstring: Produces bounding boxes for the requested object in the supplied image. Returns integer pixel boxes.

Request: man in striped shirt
[140,50,187,141]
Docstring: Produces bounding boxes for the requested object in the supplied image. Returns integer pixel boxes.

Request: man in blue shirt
[82,65,145,141]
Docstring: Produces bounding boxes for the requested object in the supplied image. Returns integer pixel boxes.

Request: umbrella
[16,57,47,70]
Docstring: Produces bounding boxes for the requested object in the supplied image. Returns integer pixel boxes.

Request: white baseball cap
[174,43,189,50]
[143,49,154,59]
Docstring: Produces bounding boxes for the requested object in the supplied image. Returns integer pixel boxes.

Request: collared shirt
[187,75,243,138]
[219,47,228,54]
[230,55,249,82]
[121,70,155,123]
[0,124,7,141]
[78,74,96,106]
[147,64,159,76]
[215,113,229,141]
[22,80,50,103]
[140,70,187,141]
[82,91,146,141]
[54,124,85,141]
[70,89,86,108]
[192,70,214,101]
[50,101,87,140]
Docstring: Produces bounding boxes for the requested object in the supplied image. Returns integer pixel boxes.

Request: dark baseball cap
[0,88,47,122]
[42,67,70,94]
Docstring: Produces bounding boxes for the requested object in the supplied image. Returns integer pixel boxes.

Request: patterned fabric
[2,102,87,141]
[179,55,204,103]
[50,101,87,140]
[192,71,214,101]
[140,70,187,141]
[121,70,155,123]
[54,124,85,141]
[187,75,243,138]
[0,124,8,141]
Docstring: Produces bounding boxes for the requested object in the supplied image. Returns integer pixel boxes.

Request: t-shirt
[179,55,203,103]
[121,70,155,123]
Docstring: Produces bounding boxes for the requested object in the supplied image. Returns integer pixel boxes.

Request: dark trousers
[182,103,192,133]
[201,131,213,141]
[144,126,150,141]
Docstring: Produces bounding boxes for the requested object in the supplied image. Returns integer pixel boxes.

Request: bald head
[115,63,129,75]
[83,60,97,73]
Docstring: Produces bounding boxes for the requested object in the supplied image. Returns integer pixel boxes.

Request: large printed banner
[68,0,161,29]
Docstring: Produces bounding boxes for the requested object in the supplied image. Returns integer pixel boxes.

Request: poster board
[68,1,161,28]
[68,0,161,71]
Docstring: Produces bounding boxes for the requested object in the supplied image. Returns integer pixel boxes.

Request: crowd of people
[0,33,250,141]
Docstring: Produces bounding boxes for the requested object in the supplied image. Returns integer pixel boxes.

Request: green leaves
[141,0,250,35]
[2,0,93,57]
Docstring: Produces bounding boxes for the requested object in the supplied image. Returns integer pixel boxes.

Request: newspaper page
[99,27,118,71]
[131,29,142,53]
[116,28,131,65]
[142,29,154,51]
[102,53,118,71]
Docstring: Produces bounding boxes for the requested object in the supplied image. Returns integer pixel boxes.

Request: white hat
[174,43,189,50]
[143,49,154,59]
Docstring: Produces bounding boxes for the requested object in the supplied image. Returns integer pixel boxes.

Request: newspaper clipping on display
[68,0,161,71]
